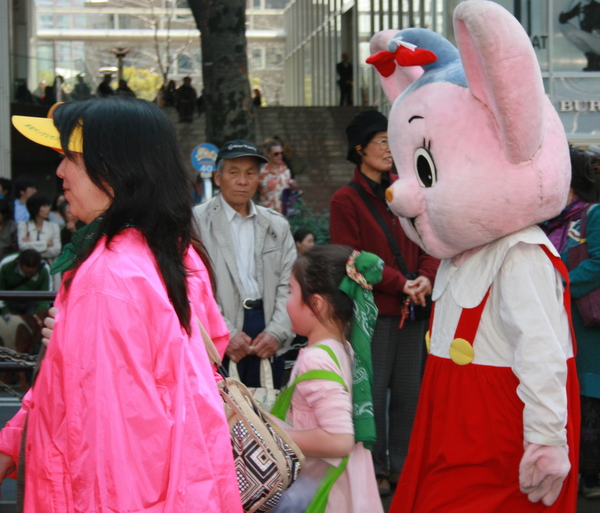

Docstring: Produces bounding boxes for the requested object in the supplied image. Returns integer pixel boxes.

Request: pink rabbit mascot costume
[367,1,580,512]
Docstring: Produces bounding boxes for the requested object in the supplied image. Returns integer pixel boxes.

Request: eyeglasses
[272,152,283,156]
[370,138,390,150]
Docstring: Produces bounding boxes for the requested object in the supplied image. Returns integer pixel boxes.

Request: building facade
[5,0,600,150]
[13,0,286,105]
[283,0,600,146]
[283,0,445,108]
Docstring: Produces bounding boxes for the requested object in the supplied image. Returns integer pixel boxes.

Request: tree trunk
[187,0,255,147]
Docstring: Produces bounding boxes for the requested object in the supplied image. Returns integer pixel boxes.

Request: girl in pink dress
[282,244,384,513]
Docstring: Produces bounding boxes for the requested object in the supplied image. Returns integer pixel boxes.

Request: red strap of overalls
[454,290,491,342]
[540,245,577,354]
[428,287,491,342]
[428,245,576,354]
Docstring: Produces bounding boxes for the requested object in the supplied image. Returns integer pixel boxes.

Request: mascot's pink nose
[386,187,394,203]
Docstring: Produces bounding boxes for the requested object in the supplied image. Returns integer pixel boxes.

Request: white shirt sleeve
[496,243,571,446]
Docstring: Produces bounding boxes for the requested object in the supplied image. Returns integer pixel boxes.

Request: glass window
[250,47,264,69]
[37,44,54,72]
[178,54,192,70]
[56,15,71,29]
[266,47,283,68]
[38,15,53,29]
[304,42,312,105]
[266,0,288,8]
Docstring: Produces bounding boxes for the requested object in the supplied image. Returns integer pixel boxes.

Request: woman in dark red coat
[329,110,439,496]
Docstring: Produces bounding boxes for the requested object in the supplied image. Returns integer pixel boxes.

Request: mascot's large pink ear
[369,30,425,103]
[454,0,545,164]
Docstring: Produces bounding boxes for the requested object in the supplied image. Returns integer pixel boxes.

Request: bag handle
[197,318,222,367]
[197,318,275,387]
[306,455,349,513]
[229,358,274,389]
[271,369,348,420]
[271,344,347,420]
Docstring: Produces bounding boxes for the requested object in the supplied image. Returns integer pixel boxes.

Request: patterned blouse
[258,162,291,213]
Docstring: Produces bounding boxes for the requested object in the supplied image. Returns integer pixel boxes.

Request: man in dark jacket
[175,77,197,122]
[336,53,353,106]
[96,74,114,98]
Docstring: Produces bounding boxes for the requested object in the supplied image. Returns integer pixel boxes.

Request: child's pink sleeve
[295,350,354,436]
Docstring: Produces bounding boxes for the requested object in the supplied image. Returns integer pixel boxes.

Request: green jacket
[0,253,52,314]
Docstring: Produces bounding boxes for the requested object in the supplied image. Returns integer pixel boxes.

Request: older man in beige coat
[193,139,296,388]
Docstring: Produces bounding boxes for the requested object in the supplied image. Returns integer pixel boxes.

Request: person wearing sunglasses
[258,139,293,214]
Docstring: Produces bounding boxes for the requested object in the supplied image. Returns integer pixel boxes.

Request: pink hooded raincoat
[0,229,242,513]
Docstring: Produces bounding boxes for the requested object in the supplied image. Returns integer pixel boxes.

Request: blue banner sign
[191,143,219,177]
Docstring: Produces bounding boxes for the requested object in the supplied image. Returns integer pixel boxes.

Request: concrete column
[0,0,12,179]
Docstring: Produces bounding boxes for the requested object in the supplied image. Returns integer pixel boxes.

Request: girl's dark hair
[292,244,354,335]
[54,97,212,334]
[26,193,51,221]
[570,145,600,203]
[293,228,313,244]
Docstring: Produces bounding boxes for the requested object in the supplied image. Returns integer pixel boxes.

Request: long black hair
[54,97,207,334]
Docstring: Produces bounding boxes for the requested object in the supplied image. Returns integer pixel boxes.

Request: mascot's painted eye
[414,147,437,188]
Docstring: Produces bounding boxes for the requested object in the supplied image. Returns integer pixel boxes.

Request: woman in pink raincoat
[0,98,243,513]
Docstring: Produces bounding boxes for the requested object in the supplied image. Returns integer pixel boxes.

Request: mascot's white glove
[519,441,570,506]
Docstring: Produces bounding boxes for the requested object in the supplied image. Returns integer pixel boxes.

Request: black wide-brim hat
[346,110,388,161]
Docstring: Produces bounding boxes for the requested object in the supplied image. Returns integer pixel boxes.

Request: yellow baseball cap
[11,103,83,154]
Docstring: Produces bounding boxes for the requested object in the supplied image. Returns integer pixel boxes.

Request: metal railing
[0,291,56,375]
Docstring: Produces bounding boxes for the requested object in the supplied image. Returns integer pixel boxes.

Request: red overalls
[390,247,580,513]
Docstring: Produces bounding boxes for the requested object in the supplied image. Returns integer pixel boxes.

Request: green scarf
[338,250,383,450]
[51,217,103,275]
